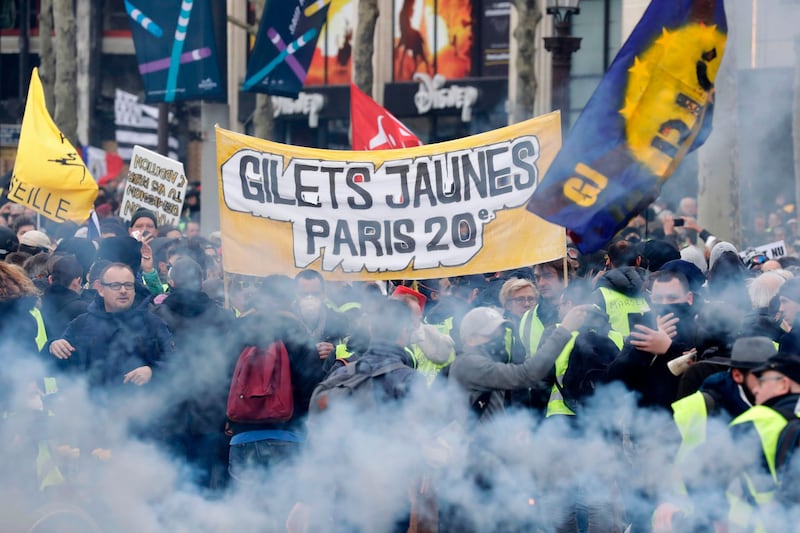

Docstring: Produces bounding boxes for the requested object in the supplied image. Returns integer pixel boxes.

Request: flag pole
[157,103,169,156]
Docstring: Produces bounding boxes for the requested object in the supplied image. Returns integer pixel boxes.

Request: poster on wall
[306,0,354,85]
[393,0,475,81]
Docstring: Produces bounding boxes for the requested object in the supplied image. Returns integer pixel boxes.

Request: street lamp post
[544,0,582,134]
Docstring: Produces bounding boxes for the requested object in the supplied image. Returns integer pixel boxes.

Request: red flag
[350,83,421,150]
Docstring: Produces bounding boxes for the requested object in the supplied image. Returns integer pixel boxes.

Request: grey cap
[704,336,777,369]
[459,307,508,343]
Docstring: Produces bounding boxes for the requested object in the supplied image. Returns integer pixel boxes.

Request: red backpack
[226,342,294,423]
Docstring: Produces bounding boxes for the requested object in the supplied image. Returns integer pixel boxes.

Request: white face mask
[298,296,323,322]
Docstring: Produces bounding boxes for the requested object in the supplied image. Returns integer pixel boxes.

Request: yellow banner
[217,112,566,280]
[9,69,98,223]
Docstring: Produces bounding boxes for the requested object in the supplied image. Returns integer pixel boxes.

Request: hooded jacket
[53,297,174,391]
[594,266,648,297]
[151,289,235,436]
[40,284,88,339]
[449,327,574,424]
[593,267,650,336]
[607,311,699,410]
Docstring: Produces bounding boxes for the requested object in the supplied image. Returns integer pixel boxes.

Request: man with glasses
[727,353,800,529]
[48,262,174,395]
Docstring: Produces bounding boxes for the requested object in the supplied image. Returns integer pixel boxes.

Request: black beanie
[130,207,158,229]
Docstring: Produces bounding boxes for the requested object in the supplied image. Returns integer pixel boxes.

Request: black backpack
[309,360,407,414]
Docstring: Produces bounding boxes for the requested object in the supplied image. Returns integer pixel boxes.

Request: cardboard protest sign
[217,112,566,280]
[120,146,187,227]
[10,68,98,223]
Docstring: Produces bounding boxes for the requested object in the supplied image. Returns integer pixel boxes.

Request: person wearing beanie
[126,209,167,297]
[128,208,158,236]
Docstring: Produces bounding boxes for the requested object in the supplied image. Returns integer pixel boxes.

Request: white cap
[19,230,52,250]
[459,307,507,343]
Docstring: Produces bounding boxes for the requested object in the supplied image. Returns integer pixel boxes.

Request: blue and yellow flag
[9,69,98,223]
[527,0,727,253]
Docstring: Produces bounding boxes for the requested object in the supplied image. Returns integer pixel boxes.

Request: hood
[596,266,648,296]
[163,289,214,318]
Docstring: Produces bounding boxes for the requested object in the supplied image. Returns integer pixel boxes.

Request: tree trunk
[75,0,94,146]
[354,0,379,95]
[510,0,541,123]
[697,29,740,247]
[38,0,55,114]
[794,36,800,235]
[53,0,78,146]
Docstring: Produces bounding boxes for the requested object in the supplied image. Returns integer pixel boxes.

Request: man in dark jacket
[151,257,234,489]
[315,298,423,407]
[228,275,327,483]
[301,298,423,533]
[48,262,174,396]
[293,269,350,361]
[40,254,88,339]
[607,269,699,410]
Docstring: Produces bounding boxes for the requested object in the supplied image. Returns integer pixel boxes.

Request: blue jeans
[228,438,300,484]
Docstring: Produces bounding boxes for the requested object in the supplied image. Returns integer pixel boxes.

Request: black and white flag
[114,89,178,162]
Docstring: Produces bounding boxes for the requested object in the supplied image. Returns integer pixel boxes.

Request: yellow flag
[9,68,98,223]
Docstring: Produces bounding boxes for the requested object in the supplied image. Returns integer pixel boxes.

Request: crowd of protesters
[3,192,800,532]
